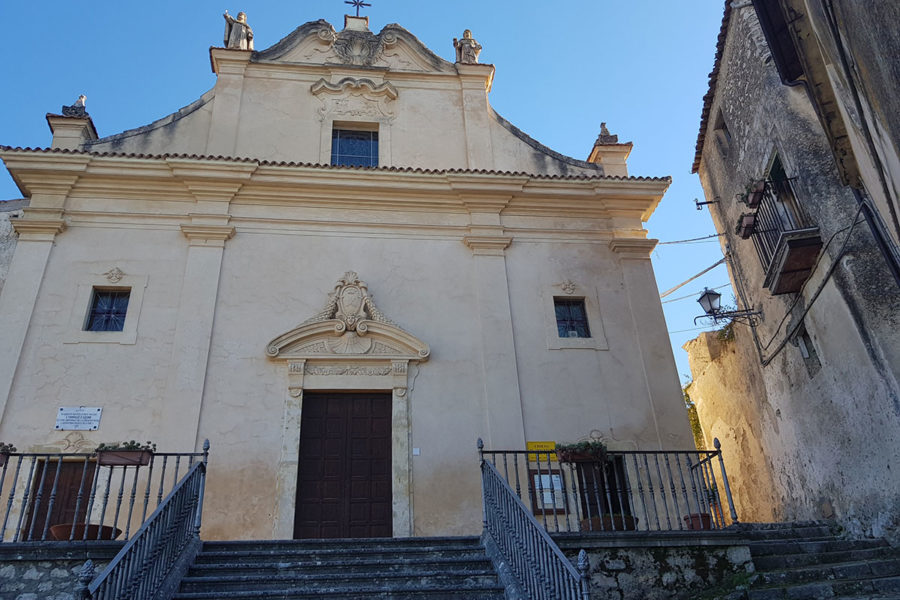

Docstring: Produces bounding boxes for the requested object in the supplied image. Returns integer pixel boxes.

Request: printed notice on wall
[56,407,102,431]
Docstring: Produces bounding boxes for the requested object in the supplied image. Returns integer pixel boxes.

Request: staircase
[172,536,506,599]
[724,521,900,600]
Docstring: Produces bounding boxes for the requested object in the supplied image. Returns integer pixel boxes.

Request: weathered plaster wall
[797,0,900,249]
[683,330,780,523]
[693,4,900,543]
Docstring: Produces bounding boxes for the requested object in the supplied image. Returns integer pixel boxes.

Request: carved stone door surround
[265,272,429,538]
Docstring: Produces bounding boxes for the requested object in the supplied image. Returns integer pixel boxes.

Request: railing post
[193,439,210,537]
[713,438,739,524]
[577,549,591,600]
[477,438,487,531]
[73,559,95,599]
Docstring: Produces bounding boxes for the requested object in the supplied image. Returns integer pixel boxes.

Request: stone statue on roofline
[61,95,88,117]
[453,29,482,64]
[224,10,254,50]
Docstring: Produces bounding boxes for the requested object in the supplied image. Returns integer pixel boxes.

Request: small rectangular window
[554,298,590,338]
[85,289,130,332]
[331,128,378,167]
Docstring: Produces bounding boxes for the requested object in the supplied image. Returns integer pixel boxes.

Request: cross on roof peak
[345,0,372,17]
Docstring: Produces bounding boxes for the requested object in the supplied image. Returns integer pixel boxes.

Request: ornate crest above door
[266,271,430,361]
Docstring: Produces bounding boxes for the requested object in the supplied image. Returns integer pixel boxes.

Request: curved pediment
[265,271,430,362]
[266,320,429,361]
[253,20,455,73]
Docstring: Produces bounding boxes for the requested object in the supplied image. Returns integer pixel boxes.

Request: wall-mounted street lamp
[694,288,762,326]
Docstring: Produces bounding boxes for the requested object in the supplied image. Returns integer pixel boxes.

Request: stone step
[200,536,481,553]
[172,581,506,599]
[756,556,900,586]
[179,569,500,593]
[746,574,900,599]
[752,546,897,570]
[738,525,837,541]
[748,538,891,556]
[194,545,488,565]
[188,555,495,577]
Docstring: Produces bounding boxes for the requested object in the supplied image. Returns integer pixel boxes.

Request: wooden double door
[293,392,392,539]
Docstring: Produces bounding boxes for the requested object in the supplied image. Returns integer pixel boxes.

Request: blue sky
[0,1,728,382]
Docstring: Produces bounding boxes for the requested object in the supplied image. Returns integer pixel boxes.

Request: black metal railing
[479,439,590,600]
[77,440,209,600]
[750,179,817,268]
[0,449,205,542]
[481,439,738,534]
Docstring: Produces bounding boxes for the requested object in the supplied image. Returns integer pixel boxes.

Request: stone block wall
[0,543,120,600]
[557,536,754,600]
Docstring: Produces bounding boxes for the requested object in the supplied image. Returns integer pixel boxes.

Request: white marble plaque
[55,407,102,431]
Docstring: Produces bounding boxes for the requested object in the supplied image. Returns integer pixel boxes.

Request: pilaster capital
[180,224,236,247]
[463,235,512,256]
[11,218,66,241]
[608,237,658,259]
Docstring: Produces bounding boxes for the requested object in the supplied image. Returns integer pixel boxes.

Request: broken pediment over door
[265,271,430,364]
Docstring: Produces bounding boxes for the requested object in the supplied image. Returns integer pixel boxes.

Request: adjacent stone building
[0,14,692,540]
[688,1,900,542]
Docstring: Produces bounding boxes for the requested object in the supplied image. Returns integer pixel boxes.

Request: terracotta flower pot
[49,522,122,541]
[97,449,152,466]
[683,512,713,530]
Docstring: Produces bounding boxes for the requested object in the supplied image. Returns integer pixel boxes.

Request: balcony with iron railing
[737,178,823,295]
[0,448,205,543]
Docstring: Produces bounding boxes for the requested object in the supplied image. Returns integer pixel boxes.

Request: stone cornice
[210,48,253,75]
[0,150,671,222]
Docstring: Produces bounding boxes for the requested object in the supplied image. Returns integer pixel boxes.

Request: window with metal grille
[85,289,130,332]
[554,298,591,338]
[331,128,378,167]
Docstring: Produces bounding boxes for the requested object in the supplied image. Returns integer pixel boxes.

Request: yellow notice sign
[526,441,558,463]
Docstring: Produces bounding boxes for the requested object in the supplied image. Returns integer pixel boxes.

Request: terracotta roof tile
[0,146,672,183]
[692,1,732,175]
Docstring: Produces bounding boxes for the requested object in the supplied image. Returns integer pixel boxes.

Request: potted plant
[0,442,15,467]
[555,440,608,464]
[743,180,766,208]
[736,213,756,239]
[96,440,156,466]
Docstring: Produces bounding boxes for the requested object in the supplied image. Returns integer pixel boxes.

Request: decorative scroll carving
[305,365,392,376]
[302,271,395,329]
[311,78,397,122]
[333,29,383,66]
[104,267,125,283]
[266,271,430,361]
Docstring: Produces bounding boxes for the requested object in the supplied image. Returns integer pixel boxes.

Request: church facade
[0,15,690,539]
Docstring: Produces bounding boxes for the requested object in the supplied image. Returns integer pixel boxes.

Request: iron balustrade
[0,449,205,543]
[750,179,818,268]
[77,440,208,600]
[479,439,590,600]
[481,439,738,534]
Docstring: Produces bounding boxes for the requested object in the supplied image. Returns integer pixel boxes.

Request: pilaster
[0,172,80,425]
[457,63,496,170]
[207,49,252,156]
[163,175,244,450]
[461,194,526,449]
[610,237,687,448]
